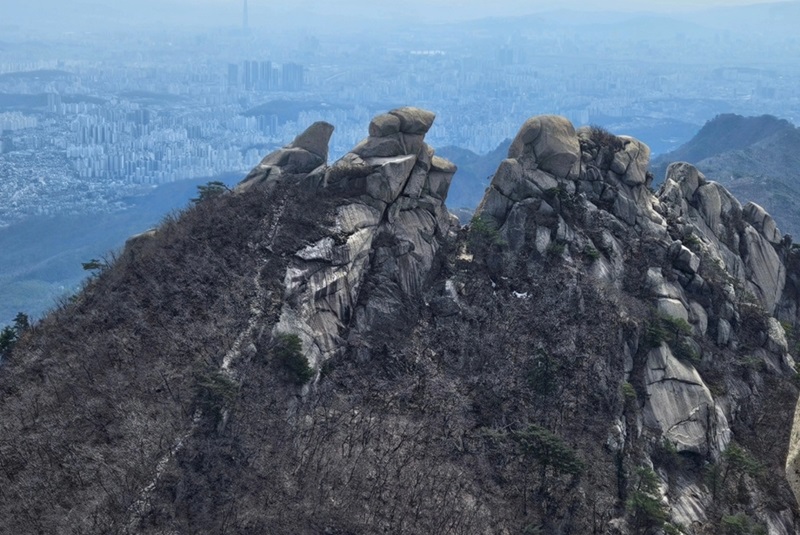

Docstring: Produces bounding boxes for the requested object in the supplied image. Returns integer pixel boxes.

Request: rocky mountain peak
[470,115,800,527]
[476,116,662,270]
[2,109,800,534]
[235,107,457,370]
[476,114,790,316]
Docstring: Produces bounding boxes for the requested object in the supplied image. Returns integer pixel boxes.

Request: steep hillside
[652,114,800,239]
[1,109,800,534]
[0,173,242,326]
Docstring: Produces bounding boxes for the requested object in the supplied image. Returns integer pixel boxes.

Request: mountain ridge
[653,114,795,167]
[1,108,800,534]
[652,113,800,240]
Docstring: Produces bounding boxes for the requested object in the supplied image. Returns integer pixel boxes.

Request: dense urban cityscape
[2,3,799,226]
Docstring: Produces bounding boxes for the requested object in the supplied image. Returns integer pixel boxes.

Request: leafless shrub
[588,125,624,152]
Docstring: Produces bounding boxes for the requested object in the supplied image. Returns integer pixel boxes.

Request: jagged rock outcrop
[237,121,335,190]
[651,113,800,239]
[271,107,456,368]
[474,117,800,532]
[1,109,800,535]
[658,162,787,315]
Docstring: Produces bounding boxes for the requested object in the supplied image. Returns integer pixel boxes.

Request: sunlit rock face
[642,344,731,457]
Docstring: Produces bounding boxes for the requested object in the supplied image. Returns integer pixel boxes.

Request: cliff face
[236,108,456,371]
[1,109,800,534]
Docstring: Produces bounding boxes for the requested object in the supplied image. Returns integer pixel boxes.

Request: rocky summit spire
[244,107,457,368]
[1,109,799,535]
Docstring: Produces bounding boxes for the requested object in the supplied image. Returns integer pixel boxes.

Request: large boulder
[615,137,651,186]
[666,162,706,199]
[644,345,731,457]
[491,159,539,202]
[743,201,782,245]
[365,155,418,204]
[389,107,436,135]
[352,136,405,159]
[658,163,709,226]
[290,121,335,160]
[238,121,334,191]
[369,113,402,137]
[507,115,581,179]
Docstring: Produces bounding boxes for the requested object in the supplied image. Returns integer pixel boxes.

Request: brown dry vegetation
[0,165,798,534]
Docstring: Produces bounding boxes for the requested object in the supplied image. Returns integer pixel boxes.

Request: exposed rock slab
[744,201,782,245]
[643,345,731,457]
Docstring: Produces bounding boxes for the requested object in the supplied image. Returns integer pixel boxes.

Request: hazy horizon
[2,0,798,31]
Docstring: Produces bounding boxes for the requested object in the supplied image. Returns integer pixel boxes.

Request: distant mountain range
[652,113,800,239]
[437,139,511,215]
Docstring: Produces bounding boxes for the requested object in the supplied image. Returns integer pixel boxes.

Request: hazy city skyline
[3,0,796,30]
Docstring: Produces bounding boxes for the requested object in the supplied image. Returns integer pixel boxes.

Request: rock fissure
[647,377,706,388]
[665,406,709,433]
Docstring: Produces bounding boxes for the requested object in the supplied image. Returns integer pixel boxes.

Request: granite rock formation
[272,107,456,369]
[0,110,799,535]
[473,120,800,533]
